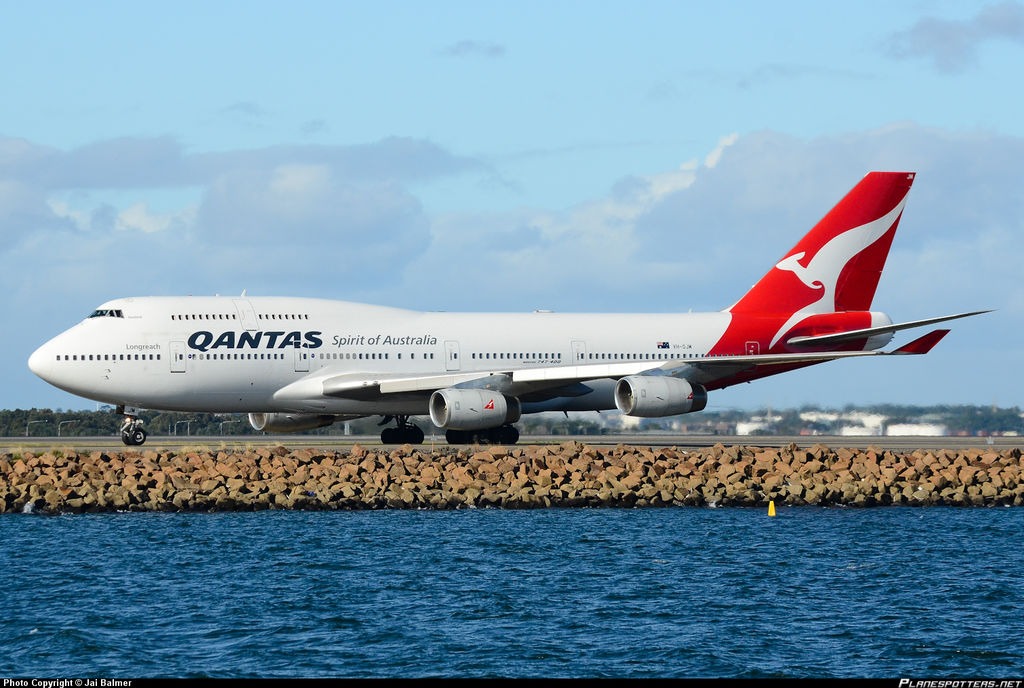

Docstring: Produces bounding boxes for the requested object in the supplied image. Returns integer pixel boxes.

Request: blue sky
[4,0,1023,414]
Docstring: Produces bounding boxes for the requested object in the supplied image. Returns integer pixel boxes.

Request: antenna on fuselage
[241,289,247,297]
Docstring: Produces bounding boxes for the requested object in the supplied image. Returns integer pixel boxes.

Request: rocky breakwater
[1,442,1022,513]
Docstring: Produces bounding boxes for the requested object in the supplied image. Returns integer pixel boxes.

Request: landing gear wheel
[445,429,469,445]
[404,424,425,444]
[494,425,519,445]
[445,425,519,445]
[120,415,148,448]
[379,415,425,444]
[121,425,147,446]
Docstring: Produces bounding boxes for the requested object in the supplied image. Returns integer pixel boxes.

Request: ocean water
[2,507,1023,679]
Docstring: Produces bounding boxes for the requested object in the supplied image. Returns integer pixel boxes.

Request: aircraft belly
[296,396,430,417]
[520,379,616,413]
[48,363,168,408]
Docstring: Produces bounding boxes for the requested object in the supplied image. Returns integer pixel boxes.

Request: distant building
[736,421,769,435]
[839,425,882,436]
[843,412,887,432]
[799,411,840,424]
[885,423,947,436]
[618,413,643,429]
[736,414,782,435]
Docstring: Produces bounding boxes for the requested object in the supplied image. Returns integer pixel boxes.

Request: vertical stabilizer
[728,171,915,317]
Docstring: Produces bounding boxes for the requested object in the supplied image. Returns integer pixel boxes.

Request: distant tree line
[709,404,1024,437]
[2,404,1022,438]
[2,407,616,438]
[3,408,418,438]
[3,407,245,439]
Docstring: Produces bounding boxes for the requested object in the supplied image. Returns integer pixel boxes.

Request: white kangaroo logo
[768,196,908,348]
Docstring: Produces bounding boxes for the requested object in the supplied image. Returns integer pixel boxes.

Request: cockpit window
[88,309,124,318]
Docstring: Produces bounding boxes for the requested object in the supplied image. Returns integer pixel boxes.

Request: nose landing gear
[118,407,148,446]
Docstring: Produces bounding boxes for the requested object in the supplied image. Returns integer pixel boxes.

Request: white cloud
[46,199,90,228]
[268,164,332,198]
[704,133,739,168]
[884,1,1024,72]
[115,202,194,234]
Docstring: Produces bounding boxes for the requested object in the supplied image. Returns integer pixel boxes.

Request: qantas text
[188,330,323,352]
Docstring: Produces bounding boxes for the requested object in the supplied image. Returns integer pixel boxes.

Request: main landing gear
[444,425,520,445]
[377,416,520,445]
[378,415,426,444]
[119,413,147,446]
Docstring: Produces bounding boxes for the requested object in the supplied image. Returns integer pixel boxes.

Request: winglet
[891,329,950,355]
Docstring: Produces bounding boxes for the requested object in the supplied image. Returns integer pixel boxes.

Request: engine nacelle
[614,376,708,417]
[248,413,337,433]
[429,388,521,431]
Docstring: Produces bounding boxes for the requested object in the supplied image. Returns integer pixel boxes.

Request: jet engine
[428,388,521,430]
[613,376,708,417]
[248,412,337,433]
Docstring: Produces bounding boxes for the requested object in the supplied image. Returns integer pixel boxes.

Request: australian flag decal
[656,341,670,349]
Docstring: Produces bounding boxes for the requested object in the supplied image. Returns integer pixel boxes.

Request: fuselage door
[294,347,310,373]
[745,341,760,355]
[170,341,187,373]
[233,299,259,332]
[445,340,460,372]
[571,339,588,363]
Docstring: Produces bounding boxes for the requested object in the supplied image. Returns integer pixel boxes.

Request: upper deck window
[88,309,124,318]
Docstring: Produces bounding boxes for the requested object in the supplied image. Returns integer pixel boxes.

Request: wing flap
[376,361,659,395]
[320,371,502,397]
[511,361,656,384]
[306,361,663,400]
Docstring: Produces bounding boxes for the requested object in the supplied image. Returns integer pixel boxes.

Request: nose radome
[28,341,53,380]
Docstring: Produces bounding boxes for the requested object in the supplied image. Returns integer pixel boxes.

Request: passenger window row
[53,354,160,361]
[470,353,562,360]
[169,313,311,321]
[585,352,688,360]
[316,352,437,360]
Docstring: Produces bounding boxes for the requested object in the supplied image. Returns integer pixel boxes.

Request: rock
[3,444,1023,511]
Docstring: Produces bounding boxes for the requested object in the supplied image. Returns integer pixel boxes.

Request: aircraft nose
[28,341,54,381]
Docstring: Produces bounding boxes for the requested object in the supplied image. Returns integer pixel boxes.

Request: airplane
[28,171,989,447]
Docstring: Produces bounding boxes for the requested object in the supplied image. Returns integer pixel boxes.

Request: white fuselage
[28,296,732,417]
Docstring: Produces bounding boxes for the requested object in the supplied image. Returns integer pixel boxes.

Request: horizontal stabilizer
[890,329,949,355]
[656,328,959,387]
[786,310,991,348]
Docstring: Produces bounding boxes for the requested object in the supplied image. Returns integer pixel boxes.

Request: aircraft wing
[272,328,955,405]
[271,360,660,404]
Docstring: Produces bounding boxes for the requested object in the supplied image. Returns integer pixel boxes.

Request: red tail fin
[728,171,916,316]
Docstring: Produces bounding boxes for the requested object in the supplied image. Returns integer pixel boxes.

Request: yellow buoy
[768,500,776,517]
